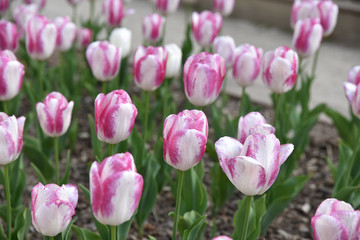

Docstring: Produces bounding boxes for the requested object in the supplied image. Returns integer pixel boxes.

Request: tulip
[0,50,25,101]
[36,92,74,137]
[95,90,137,144]
[53,16,77,52]
[76,27,92,48]
[0,20,19,52]
[344,82,360,118]
[292,18,323,57]
[142,13,165,44]
[213,0,235,17]
[0,0,9,14]
[102,0,125,27]
[155,0,180,14]
[348,66,360,85]
[290,0,316,28]
[0,113,25,165]
[13,4,38,35]
[183,52,226,106]
[311,198,360,240]
[165,43,182,78]
[215,134,294,196]
[312,0,338,37]
[232,44,262,87]
[163,109,208,171]
[213,236,232,240]
[90,153,144,226]
[24,0,46,9]
[262,46,299,94]
[25,15,57,60]
[86,41,122,82]
[237,112,275,145]
[31,183,78,237]
[192,11,223,47]
[133,45,168,91]
[213,36,235,67]
[109,27,132,58]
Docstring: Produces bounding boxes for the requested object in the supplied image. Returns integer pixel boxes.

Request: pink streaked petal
[279,143,294,165]
[163,114,177,140]
[215,136,243,162]
[311,214,349,240]
[315,198,354,216]
[61,184,78,207]
[344,82,356,103]
[249,124,275,137]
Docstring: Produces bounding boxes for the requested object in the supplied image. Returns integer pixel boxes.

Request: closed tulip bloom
[86,41,122,81]
[183,52,226,106]
[142,13,165,44]
[95,90,137,144]
[237,112,275,145]
[13,4,38,34]
[31,183,78,237]
[24,0,46,9]
[54,16,77,52]
[76,27,92,48]
[0,20,19,52]
[262,46,299,94]
[213,36,235,67]
[163,110,208,171]
[0,50,25,101]
[155,0,180,14]
[348,66,360,85]
[36,92,74,137]
[292,18,323,57]
[0,113,25,165]
[215,134,294,196]
[133,45,168,91]
[165,43,182,78]
[90,153,144,226]
[213,236,232,240]
[312,0,338,37]
[0,0,8,13]
[290,0,316,28]
[311,198,360,240]
[192,11,223,47]
[213,0,235,17]
[232,44,262,87]
[109,27,132,58]
[102,0,125,27]
[344,82,360,118]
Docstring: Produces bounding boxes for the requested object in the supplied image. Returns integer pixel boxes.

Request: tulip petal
[215,136,243,161]
[311,215,349,240]
[279,143,294,165]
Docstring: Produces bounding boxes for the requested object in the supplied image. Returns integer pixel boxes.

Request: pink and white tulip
[36,92,74,137]
[311,198,360,240]
[90,153,143,226]
[165,43,182,78]
[142,13,165,44]
[0,20,19,52]
[0,113,25,165]
[213,36,236,67]
[348,66,360,85]
[76,27,92,48]
[0,50,25,101]
[163,110,208,171]
[155,0,180,14]
[95,90,137,144]
[262,46,299,94]
[215,134,294,196]
[31,183,78,236]
[237,112,275,145]
[183,52,226,106]
[86,41,122,82]
[54,16,77,52]
[344,82,360,118]
[109,27,132,58]
[213,236,233,240]
[213,0,235,17]
[0,0,9,14]
[312,0,338,37]
[192,11,223,47]
[232,44,262,87]
[13,4,38,34]
[102,0,126,27]
[290,0,316,28]
[24,0,46,9]
[133,46,168,91]
[25,15,57,60]
[292,18,323,57]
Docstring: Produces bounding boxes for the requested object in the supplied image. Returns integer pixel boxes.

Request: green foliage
[72,225,101,240]
[178,211,207,240]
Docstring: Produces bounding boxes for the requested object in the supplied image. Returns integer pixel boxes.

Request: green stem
[142,91,150,165]
[311,48,320,78]
[4,165,11,240]
[60,52,65,90]
[108,143,114,156]
[163,79,169,119]
[239,87,246,116]
[111,225,116,240]
[273,93,280,129]
[172,170,184,240]
[102,82,106,93]
[49,237,54,240]
[3,101,8,114]
[54,137,59,185]
[240,195,253,240]
[38,61,44,97]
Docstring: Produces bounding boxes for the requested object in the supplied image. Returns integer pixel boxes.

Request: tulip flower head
[0,0,9,14]
[54,16,77,52]
[348,66,360,85]
[13,4,38,34]
[77,27,92,48]
[0,20,19,52]
[213,36,236,67]
[183,52,226,106]
[142,13,165,44]
[90,153,144,226]
[31,183,78,236]
[311,198,360,240]
[164,43,182,78]
[290,0,316,28]
[312,0,338,37]
[262,46,298,94]
[344,82,360,119]
[163,110,208,171]
[0,112,25,165]
[213,236,233,240]
[192,11,223,47]
[36,92,74,137]
[102,0,126,27]
[155,0,180,14]
[109,27,132,58]
[213,0,235,17]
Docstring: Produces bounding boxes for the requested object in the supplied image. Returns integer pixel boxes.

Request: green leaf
[206,141,218,163]
[62,217,77,240]
[325,107,352,146]
[117,216,135,240]
[71,225,101,240]
[178,211,207,240]
[0,223,6,240]
[334,185,360,203]
[88,115,102,160]
[148,236,157,240]
[333,141,354,194]
[31,163,47,184]
[13,208,31,240]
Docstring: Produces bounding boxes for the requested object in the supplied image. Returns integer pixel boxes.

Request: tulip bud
[213,0,235,17]
[192,11,223,47]
[165,43,182,78]
[133,45,168,91]
[31,183,78,236]
[262,46,299,94]
[24,0,46,9]
[142,13,165,44]
[215,134,294,196]
[213,36,235,67]
[90,153,143,226]
[13,4,38,34]
[0,50,25,101]
[36,92,74,137]
[54,16,77,52]
[109,27,132,58]
[213,236,233,240]
[290,0,315,28]
[102,0,125,27]
[25,15,57,60]
[155,0,180,14]
[0,0,8,14]
[86,41,122,82]
[95,90,137,144]
[232,44,262,87]
[0,20,19,52]
[312,0,338,37]
[348,66,360,85]
[76,27,92,48]
[344,82,360,118]
[311,198,360,240]
[163,109,208,171]
[0,113,25,165]
[183,52,226,106]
